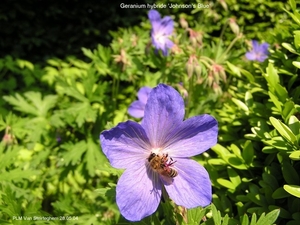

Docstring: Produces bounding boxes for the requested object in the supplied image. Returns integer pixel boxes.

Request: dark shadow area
[0,0,156,63]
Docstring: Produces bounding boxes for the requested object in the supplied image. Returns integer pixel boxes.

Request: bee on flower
[100,84,218,221]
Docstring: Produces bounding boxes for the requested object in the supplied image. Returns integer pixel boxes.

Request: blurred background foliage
[1,0,300,225]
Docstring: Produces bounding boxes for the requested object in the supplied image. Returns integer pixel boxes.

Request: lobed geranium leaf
[185,206,206,225]
[60,141,86,166]
[211,203,222,225]
[85,138,107,177]
[0,169,40,182]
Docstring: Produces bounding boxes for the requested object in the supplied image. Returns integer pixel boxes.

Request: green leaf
[227,167,241,187]
[97,162,123,177]
[245,91,254,108]
[265,64,289,101]
[0,146,20,170]
[85,138,106,177]
[3,92,57,117]
[232,98,249,112]
[207,158,227,165]
[272,187,290,199]
[249,213,257,225]
[95,183,116,198]
[58,82,88,102]
[263,136,292,151]
[242,140,254,165]
[256,209,280,225]
[240,68,255,82]
[270,117,297,145]
[0,185,22,217]
[262,146,278,154]
[185,206,206,225]
[241,214,249,225]
[3,93,38,116]
[290,0,296,11]
[268,91,282,112]
[211,144,231,157]
[282,42,300,55]
[81,47,95,60]
[217,178,235,190]
[247,193,267,207]
[67,102,97,127]
[0,169,40,182]
[16,59,34,70]
[262,173,279,190]
[282,101,296,121]
[284,184,300,198]
[292,61,300,68]
[211,203,222,225]
[282,162,300,184]
[288,115,300,134]
[60,141,87,166]
[294,30,300,49]
[224,154,248,170]
[226,61,241,77]
[284,7,300,26]
[290,150,300,160]
[82,69,98,101]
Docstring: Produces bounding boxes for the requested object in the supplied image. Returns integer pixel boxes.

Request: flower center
[154,32,166,45]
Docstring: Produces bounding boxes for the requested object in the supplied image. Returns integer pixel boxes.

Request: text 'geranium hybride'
[149,9,174,56]
[100,84,218,221]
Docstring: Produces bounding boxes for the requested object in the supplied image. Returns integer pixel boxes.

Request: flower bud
[229,18,239,35]
[211,63,226,83]
[189,29,202,47]
[186,60,194,79]
[194,63,202,79]
[207,72,214,87]
[213,82,222,95]
[176,82,189,99]
[179,17,189,29]
[2,133,14,145]
[171,44,182,54]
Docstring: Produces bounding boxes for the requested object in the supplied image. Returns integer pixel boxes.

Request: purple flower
[245,40,269,62]
[100,84,218,221]
[148,9,174,56]
[128,87,152,118]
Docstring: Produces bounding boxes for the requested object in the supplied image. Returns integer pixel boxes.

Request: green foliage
[2,0,300,224]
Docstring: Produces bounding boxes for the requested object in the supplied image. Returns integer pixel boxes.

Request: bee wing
[159,174,173,185]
